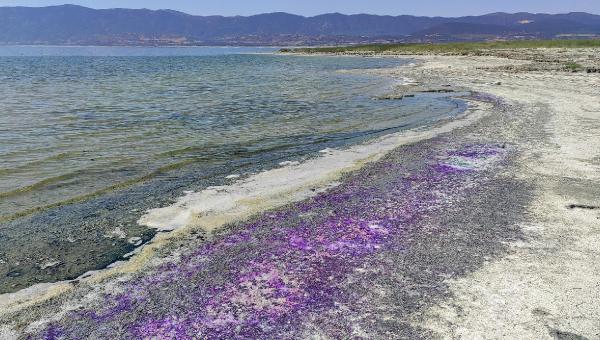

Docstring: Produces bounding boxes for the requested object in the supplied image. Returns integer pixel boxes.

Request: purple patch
[33,143,509,339]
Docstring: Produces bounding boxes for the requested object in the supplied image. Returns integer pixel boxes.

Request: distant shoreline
[2,5,600,47]
[0,44,284,48]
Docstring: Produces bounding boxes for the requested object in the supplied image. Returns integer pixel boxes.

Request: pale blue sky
[1,0,599,16]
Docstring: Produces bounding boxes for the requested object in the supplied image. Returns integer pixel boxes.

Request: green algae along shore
[2,47,600,339]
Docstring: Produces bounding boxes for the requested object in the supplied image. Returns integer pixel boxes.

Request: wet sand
[1,50,599,339]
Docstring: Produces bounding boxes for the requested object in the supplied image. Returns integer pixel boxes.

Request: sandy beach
[379,51,600,339]
[1,49,599,339]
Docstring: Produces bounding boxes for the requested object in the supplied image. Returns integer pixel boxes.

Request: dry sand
[378,51,600,339]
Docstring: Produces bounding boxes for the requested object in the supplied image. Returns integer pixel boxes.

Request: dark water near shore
[0,46,465,293]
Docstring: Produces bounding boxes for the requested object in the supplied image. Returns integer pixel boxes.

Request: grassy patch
[564,61,584,72]
[285,39,600,54]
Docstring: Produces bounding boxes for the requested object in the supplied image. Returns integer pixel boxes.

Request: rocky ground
[1,49,599,339]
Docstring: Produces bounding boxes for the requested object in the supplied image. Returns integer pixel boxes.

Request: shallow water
[0,48,459,221]
[0,46,465,293]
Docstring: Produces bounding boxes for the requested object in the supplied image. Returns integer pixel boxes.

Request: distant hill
[0,5,599,45]
[415,23,514,36]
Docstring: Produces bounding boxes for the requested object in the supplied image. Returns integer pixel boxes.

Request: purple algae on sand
[34,143,508,339]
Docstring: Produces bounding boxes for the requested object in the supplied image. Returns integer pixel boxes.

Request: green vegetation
[285,39,600,54]
[564,61,584,72]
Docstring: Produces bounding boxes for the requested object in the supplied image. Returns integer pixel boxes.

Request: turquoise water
[0,47,466,293]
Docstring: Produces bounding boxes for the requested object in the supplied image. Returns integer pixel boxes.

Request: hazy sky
[1,0,599,16]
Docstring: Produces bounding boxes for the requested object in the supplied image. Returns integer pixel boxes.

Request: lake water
[0,46,465,293]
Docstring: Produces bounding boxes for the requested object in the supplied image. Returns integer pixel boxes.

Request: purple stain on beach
[436,144,506,172]
[32,143,508,339]
[38,325,64,340]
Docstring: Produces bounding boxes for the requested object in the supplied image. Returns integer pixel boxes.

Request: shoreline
[0,54,457,296]
[2,50,599,338]
[0,76,486,318]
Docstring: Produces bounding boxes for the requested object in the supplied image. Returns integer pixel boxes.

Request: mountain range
[1,5,600,45]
